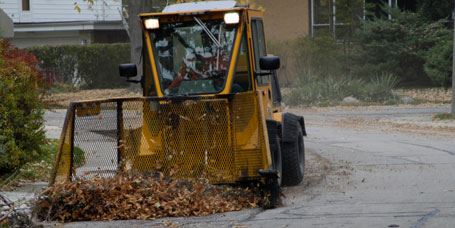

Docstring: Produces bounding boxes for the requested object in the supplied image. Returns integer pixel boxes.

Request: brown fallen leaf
[33,172,261,222]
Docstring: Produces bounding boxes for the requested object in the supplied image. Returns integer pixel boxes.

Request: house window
[310,0,364,39]
[366,0,398,19]
[22,0,30,11]
[311,0,414,39]
[397,0,417,11]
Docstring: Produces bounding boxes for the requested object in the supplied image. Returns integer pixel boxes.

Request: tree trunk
[126,0,164,80]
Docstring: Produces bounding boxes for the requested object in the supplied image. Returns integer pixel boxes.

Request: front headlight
[144,18,160,29]
[224,12,239,25]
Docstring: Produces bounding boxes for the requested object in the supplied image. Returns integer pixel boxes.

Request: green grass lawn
[0,140,85,190]
[433,113,455,121]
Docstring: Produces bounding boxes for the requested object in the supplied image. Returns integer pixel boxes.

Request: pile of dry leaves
[34,173,261,222]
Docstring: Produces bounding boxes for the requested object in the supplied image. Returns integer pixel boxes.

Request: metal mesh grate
[73,102,119,179]
[52,92,270,185]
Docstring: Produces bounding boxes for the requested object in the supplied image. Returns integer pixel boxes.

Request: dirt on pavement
[291,103,455,137]
[44,89,141,108]
[395,88,452,103]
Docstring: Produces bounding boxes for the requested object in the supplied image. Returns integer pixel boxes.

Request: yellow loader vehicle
[51,1,306,206]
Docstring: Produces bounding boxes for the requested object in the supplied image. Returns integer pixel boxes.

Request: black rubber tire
[281,124,305,186]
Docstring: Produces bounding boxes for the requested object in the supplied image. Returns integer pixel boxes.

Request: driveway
[42,104,455,227]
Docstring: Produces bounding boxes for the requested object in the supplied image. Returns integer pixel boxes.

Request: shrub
[267,40,299,87]
[433,113,455,121]
[0,40,46,174]
[28,43,130,90]
[353,10,451,84]
[294,36,349,78]
[359,74,399,102]
[283,71,398,106]
[417,0,454,22]
[424,39,453,87]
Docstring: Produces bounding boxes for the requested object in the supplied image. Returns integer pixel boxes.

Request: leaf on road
[33,173,261,222]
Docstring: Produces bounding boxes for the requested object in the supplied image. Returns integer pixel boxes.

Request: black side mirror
[260,55,280,71]
[119,63,137,78]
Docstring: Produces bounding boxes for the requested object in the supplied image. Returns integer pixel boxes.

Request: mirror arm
[126,75,144,84]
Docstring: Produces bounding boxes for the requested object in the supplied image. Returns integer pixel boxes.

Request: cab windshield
[150,19,237,96]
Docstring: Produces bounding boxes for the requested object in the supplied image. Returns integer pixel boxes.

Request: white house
[0,0,128,47]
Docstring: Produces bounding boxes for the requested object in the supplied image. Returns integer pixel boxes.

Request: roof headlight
[224,12,239,24]
[144,18,160,29]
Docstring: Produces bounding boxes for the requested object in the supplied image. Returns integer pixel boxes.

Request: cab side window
[231,28,252,93]
[251,19,268,85]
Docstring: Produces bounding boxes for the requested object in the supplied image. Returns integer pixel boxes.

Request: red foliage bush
[0,40,50,88]
[1,41,38,67]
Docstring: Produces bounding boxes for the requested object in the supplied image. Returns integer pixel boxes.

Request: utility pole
[452,3,455,114]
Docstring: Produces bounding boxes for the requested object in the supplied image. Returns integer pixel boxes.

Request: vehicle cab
[120,1,282,115]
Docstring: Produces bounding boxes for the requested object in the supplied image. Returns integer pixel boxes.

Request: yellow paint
[51,7,283,186]
[144,32,164,97]
[220,18,244,94]
[75,102,101,117]
[272,112,283,123]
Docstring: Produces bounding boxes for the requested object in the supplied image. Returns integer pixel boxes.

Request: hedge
[28,43,130,89]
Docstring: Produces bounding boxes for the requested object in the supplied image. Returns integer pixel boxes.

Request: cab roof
[139,1,262,18]
[162,1,238,13]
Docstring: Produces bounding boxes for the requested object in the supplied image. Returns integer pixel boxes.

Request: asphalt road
[42,104,455,228]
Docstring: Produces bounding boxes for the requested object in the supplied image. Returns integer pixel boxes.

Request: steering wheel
[206,69,224,79]
[165,60,227,93]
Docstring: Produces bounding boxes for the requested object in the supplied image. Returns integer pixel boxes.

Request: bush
[353,10,451,84]
[417,0,454,22]
[283,72,398,106]
[424,39,453,87]
[433,113,455,121]
[28,43,130,90]
[360,74,399,101]
[0,40,46,174]
[268,40,299,87]
[294,36,349,78]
